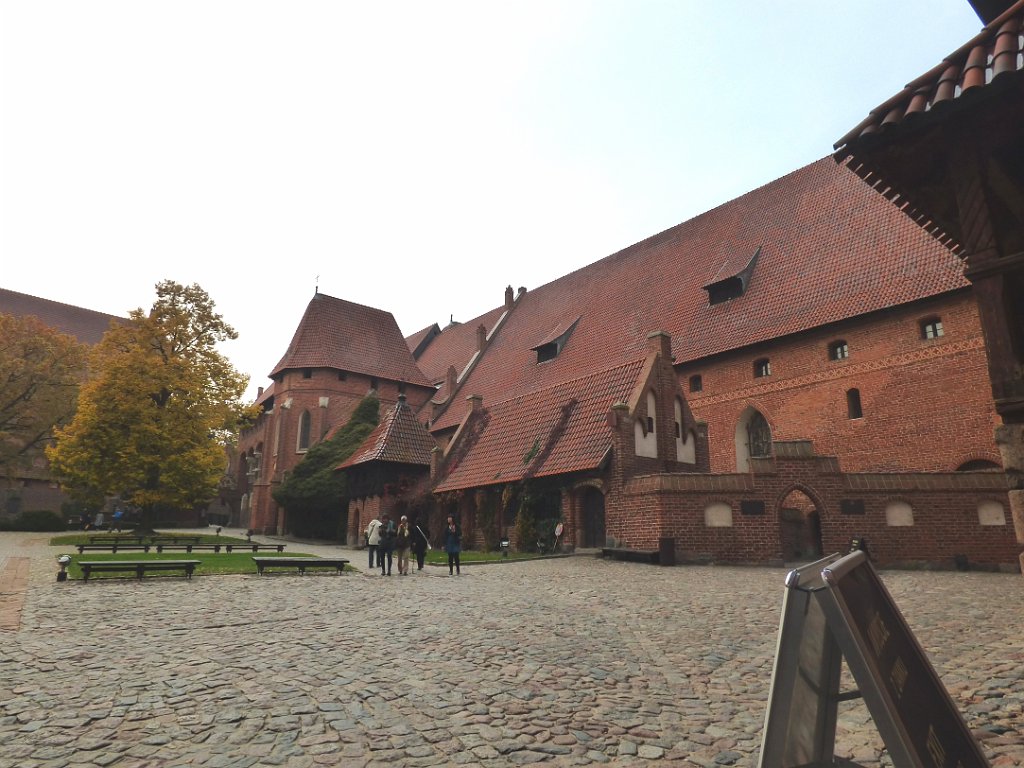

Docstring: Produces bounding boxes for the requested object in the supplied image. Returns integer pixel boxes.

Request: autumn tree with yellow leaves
[0,313,87,480]
[47,281,255,527]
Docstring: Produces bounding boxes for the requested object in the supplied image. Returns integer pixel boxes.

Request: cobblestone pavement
[1,531,1022,767]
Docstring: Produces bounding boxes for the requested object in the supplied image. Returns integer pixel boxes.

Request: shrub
[0,509,66,532]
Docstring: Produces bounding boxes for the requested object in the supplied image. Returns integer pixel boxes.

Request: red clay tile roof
[0,287,119,345]
[338,396,435,469]
[430,158,968,431]
[413,305,507,386]
[405,323,440,360]
[271,292,431,386]
[834,2,1024,249]
[433,359,645,492]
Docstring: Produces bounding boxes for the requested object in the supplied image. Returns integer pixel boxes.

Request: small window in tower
[829,340,849,360]
[302,368,312,379]
[754,358,771,378]
[689,374,703,392]
[297,410,311,452]
[920,317,944,339]
[398,381,406,394]
[847,388,863,419]
[370,378,379,391]
[338,371,347,381]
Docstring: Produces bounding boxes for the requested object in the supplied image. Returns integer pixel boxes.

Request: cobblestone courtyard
[1,532,1022,767]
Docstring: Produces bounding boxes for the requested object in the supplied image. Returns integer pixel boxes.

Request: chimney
[505,285,514,309]
[476,324,487,352]
[647,330,672,359]
[467,394,483,414]
[430,446,441,481]
[445,365,458,396]
[257,386,264,398]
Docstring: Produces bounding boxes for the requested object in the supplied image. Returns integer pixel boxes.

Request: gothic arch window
[634,390,658,458]
[748,411,771,458]
[297,410,311,452]
[846,388,863,419]
[735,406,772,472]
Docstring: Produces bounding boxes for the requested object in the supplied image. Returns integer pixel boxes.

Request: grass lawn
[51,532,251,546]
[57,551,346,580]
[423,549,546,564]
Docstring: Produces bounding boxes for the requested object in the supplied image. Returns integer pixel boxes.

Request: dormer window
[829,341,849,361]
[531,317,580,364]
[754,358,771,378]
[704,246,761,305]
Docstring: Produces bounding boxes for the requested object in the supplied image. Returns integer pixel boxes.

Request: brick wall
[610,446,1020,570]
[236,367,435,534]
[679,291,1000,473]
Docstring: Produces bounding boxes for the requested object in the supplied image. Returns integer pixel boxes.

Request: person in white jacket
[365,517,383,571]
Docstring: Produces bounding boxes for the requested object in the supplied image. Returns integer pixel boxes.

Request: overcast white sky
[1,1,984,399]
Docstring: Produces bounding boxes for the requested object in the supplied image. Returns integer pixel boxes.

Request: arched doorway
[580,487,605,548]
[777,487,823,561]
[735,406,772,472]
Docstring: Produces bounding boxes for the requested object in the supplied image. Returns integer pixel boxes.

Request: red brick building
[0,289,118,519]
[244,158,1019,569]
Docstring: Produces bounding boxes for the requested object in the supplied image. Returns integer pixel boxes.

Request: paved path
[1,531,1022,767]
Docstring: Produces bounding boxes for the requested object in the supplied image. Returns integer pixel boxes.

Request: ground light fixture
[56,554,71,582]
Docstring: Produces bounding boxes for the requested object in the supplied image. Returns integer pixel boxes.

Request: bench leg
[136,565,145,579]
[82,566,91,581]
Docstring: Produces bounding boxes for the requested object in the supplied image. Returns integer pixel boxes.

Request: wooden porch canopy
[834,0,1024,420]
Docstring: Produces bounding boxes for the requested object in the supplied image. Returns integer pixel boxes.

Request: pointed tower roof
[271,292,431,386]
[338,395,436,469]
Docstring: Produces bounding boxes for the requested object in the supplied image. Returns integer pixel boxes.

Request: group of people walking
[364,514,463,576]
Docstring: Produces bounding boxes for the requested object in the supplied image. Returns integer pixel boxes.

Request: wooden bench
[77,543,151,554]
[153,543,225,553]
[88,535,146,545]
[79,560,200,581]
[600,547,660,564]
[228,543,286,553]
[252,557,348,576]
[149,536,202,546]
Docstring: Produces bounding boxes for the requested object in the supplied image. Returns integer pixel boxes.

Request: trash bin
[658,537,676,567]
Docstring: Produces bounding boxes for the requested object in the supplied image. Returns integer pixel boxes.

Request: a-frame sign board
[758,551,990,768]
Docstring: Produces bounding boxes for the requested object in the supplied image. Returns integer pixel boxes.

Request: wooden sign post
[759,551,989,768]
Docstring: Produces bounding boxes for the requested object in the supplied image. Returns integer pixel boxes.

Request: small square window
[338,371,348,381]
[302,369,312,379]
[754,358,771,378]
[829,341,849,360]
[689,374,703,393]
[370,378,379,390]
[920,318,944,339]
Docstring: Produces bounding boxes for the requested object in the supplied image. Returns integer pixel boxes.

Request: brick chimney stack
[505,285,514,309]
[477,324,487,352]
[647,330,672,359]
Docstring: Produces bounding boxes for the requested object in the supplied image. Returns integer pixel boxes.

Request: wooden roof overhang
[834,2,1024,418]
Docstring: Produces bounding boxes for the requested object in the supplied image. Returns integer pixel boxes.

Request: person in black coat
[378,513,396,576]
[443,515,462,576]
[411,518,430,571]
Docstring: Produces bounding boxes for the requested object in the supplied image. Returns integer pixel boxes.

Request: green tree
[0,312,87,479]
[272,394,379,538]
[47,281,254,527]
